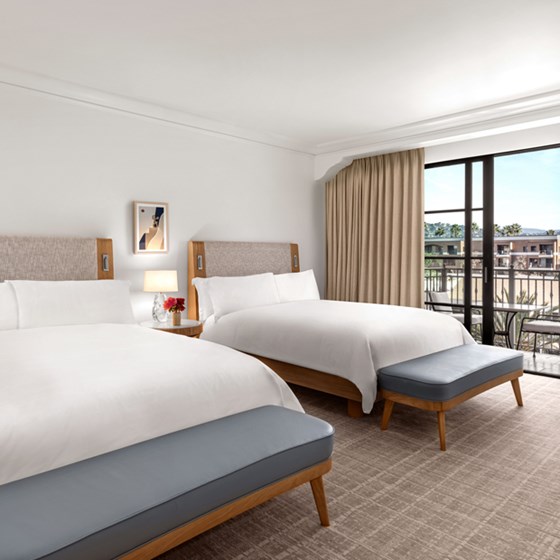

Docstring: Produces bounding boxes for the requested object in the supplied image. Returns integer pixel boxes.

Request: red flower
[163,297,185,313]
[174,298,186,312]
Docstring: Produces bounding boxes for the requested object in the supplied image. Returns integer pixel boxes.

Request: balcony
[425,266,560,362]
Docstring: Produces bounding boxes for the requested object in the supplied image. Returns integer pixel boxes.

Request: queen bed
[188,241,474,415]
[0,236,302,486]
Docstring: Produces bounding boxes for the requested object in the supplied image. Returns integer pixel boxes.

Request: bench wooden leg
[380,399,394,430]
[437,411,446,451]
[511,378,523,406]
[347,399,365,418]
[310,476,330,527]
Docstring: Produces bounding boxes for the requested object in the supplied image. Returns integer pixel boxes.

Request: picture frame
[133,201,169,254]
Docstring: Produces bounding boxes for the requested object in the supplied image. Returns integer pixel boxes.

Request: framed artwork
[133,201,169,254]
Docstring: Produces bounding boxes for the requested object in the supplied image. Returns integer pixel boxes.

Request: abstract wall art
[133,201,169,254]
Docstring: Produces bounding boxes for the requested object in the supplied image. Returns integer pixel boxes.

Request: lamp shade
[144,270,178,293]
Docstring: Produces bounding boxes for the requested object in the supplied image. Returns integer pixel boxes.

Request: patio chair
[427,291,483,327]
[516,313,560,356]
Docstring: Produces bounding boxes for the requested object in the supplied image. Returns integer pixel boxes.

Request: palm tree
[503,223,522,237]
[434,226,446,237]
[546,229,556,235]
[494,224,503,236]
[510,223,522,236]
[449,224,462,238]
[471,222,480,237]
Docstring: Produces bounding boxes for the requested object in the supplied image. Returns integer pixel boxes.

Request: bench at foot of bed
[378,345,523,451]
[0,406,334,560]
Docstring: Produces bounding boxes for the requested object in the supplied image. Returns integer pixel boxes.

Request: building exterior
[425,235,560,270]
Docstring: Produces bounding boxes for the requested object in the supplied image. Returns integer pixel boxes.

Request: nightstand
[140,319,203,338]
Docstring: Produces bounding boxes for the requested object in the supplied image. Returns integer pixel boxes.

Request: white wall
[0,85,321,320]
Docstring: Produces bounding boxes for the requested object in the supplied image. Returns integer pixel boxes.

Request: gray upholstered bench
[0,406,334,560]
[378,344,523,451]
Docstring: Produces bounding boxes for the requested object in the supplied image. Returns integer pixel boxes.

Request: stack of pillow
[193,269,320,322]
[0,269,320,330]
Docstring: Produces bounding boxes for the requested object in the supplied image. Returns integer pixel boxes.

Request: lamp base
[152,293,168,323]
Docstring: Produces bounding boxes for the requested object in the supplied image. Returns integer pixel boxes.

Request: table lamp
[144,270,178,323]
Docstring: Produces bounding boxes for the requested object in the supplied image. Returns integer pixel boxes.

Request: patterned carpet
[163,374,560,560]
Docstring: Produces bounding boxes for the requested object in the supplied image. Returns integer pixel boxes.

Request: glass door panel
[493,147,560,350]
[425,164,467,212]
[425,161,493,339]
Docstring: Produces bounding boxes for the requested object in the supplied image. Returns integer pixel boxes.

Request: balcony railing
[425,266,560,308]
[425,265,560,352]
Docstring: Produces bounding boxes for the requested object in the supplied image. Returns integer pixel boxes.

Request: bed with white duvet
[195,270,475,413]
[0,281,301,486]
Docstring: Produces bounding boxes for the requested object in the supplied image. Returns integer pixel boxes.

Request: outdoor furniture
[427,291,483,327]
[378,344,523,451]
[517,313,560,356]
[428,293,548,348]
[491,302,548,348]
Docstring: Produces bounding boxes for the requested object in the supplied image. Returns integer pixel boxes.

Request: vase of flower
[163,297,186,327]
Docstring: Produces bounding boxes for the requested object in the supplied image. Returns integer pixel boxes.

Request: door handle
[484,267,488,284]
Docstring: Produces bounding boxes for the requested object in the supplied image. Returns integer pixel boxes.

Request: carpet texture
[162,374,560,559]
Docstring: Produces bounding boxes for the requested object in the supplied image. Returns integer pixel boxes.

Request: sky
[425,147,560,231]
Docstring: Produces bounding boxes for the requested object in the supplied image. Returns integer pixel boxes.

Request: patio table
[428,300,548,348]
[478,302,549,348]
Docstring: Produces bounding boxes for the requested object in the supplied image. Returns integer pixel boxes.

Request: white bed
[201,300,474,413]
[187,241,475,414]
[0,323,301,486]
[0,236,302,487]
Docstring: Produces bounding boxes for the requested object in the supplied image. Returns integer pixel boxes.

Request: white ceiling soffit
[0,65,314,155]
[3,64,559,162]
[1,0,559,160]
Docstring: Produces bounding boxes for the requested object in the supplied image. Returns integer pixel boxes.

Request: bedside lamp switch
[102,254,110,272]
[197,255,203,271]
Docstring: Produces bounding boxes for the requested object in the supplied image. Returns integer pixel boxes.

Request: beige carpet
[162,374,560,560]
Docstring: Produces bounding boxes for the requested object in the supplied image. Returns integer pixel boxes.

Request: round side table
[140,319,203,338]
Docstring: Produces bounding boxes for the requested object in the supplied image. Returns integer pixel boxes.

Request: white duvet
[0,324,302,485]
[202,300,475,413]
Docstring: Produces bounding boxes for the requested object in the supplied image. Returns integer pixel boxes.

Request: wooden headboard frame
[0,237,114,281]
[187,241,300,320]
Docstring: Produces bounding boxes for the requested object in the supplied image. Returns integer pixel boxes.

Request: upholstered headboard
[187,241,300,320]
[0,237,114,281]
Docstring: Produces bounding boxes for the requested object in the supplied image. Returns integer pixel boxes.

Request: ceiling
[1,0,559,153]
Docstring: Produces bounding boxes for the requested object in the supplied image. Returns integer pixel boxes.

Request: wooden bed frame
[187,240,365,417]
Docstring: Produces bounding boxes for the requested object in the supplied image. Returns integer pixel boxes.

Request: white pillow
[8,280,136,329]
[0,282,19,330]
[205,273,280,320]
[191,277,215,322]
[274,269,320,303]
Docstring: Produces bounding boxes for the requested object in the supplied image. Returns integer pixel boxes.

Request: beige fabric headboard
[0,237,114,281]
[187,241,300,320]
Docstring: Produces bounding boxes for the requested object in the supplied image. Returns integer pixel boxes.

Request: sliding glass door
[425,143,560,350]
[425,159,494,344]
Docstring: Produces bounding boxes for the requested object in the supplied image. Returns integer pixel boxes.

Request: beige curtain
[325,148,424,307]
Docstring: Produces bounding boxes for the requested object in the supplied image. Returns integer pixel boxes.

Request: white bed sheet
[0,324,302,485]
[201,300,475,413]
